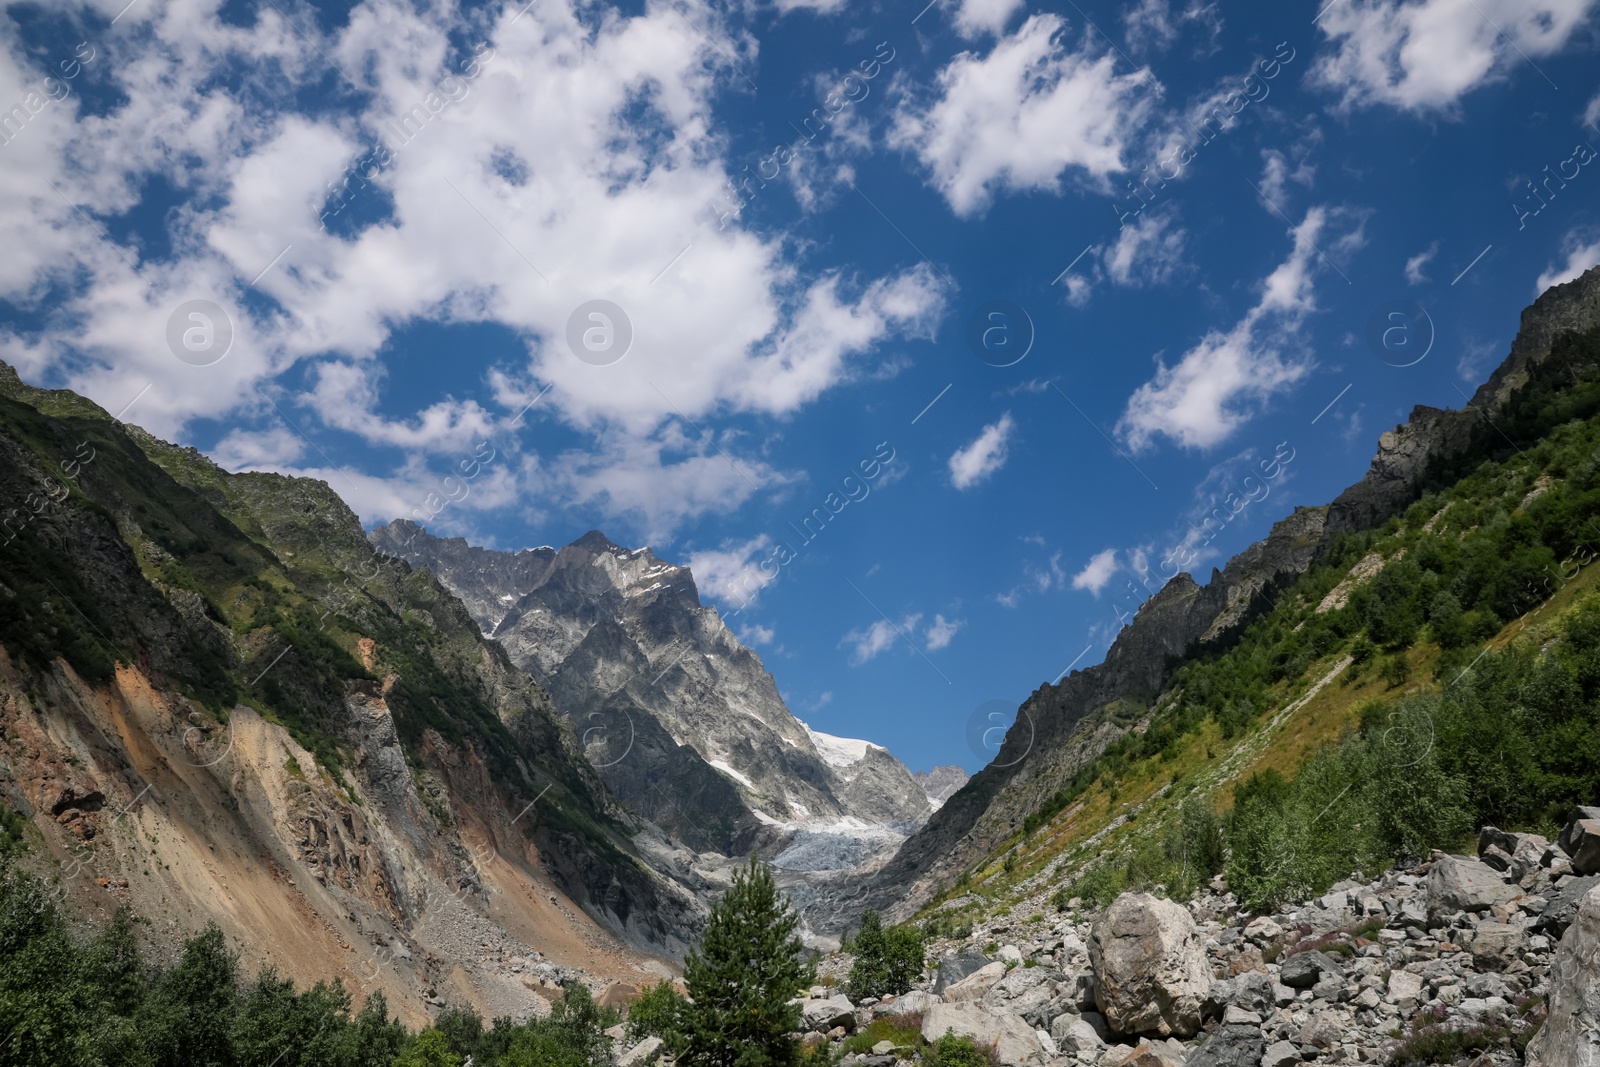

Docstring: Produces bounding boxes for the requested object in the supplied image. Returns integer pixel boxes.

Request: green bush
[626,979,687,1049]
[923,1031,999,1066]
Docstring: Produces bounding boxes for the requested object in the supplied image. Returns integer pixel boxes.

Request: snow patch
[802,721,884,768]
[709,759,755,790]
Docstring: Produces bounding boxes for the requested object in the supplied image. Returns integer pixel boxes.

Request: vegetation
[845,910,925,1001]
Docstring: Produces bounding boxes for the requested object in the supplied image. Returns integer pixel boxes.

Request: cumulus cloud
[953,0,1026,38]
[738,622,776,646]
[841,613,922,665]
[1535,232,1600,295]
[925,613,964,649]
[1104,207,1187,286]
[1405,241,1439,284]
[0,0,943,539]
[686,536,777,609]
[1312,0,1598,114]
[1117,206,1358,451]
[890,14,1158,216]
[1071,548,1119,595]
[1123,0,1222,55]
[1258,148,1315,205]
[948,412,1015,489]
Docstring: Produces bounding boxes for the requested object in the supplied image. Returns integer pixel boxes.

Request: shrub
[626,979,687,1049]
[923,1031,999,1067]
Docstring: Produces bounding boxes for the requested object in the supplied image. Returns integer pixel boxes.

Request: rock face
[1089,893,1211,1038]
[370,522,930,867]
[912,766,970,810]
[1526,885,1600,1067]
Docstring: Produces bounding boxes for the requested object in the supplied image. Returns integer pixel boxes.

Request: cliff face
[870,264,1600,919]
[369,522,933,859]
[0,369,696,1025]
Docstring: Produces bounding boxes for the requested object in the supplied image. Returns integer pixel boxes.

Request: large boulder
[934,950,992,994]
[1565,819,1600,875]
[1537,876,1600,938]
[1426,855,1520,919]
[1525,885,1600,1067]
[797,995,856,1033]
[1558,807,1600,858]
[942,961,1007,1003]
[1089,892,1211,1038]
[920,1002,1042,1064]
[1462,922,1528,970]
[1277,950,1343,989]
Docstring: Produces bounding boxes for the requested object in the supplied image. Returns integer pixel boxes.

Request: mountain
[867,263,1600,920]
[911,766,969,810]
[0,366,697,1025]
[366,522,930,877]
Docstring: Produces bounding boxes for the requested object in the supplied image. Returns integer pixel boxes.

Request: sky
[3,0,1600,775]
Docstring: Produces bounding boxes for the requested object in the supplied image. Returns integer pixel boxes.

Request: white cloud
[890,14,1158,216]
[211,425,308,470]
[1258,148,1315,205]
[738,623,776,646]
[1535,232,1600,294]
[1405,241,1439,284]
[925,614,963,650]
[1117,206,1356,451]
[1586,91,1600,130]
[953,0,1026,38]
[1071,548,1119,595]
[0,0,943,538]
[686,536,777,609]
[1104,207,1186,286]
[841,614,922,665]
[1312,0,1599,114]
[948,412,1015,489]
[1123,0,1222,55]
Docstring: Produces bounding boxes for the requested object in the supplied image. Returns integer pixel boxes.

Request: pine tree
[845,911,888,1000]
[681,854,813,1067]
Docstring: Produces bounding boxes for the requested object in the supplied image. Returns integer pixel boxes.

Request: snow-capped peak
[802,722,884,768]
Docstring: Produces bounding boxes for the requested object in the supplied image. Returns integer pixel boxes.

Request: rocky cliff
[0,366,695,1024]
[367,523,931,876]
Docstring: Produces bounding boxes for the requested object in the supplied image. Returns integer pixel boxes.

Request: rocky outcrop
[1526,885,1600,1067]
[1089,893,1211,1038]
[912,766,970,810]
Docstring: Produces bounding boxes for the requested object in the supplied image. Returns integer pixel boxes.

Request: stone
[1206,971,1276,1016]
[1463,922,1528,969]
[1526,884,1600,1067]
[1243,916,1283,942]
[871,1040,895,1054]
[997,944,1024,965]
[797,995,856,1033]
[1566,819,1600,876]
[1223,1005,1262,1025]
[1261,1039,1301,1067]
[1183,1023,1265,1067]
[1277,950,1343,989]
[1295,1011,1343,1050]
[1102,1038,1184,1067]
[942,961,1007,1003]
[1089,892,1212,1038]
[920,1002,1041,1065]
[1387,970,1424,1005]
[934,950,992,995]
[1536,876,1600,938]
[1481,844,1516,872]
[1558,807,1600,858]
[1049,1014,1105,1052]
[1427,855,1521,919]
[617,1036,662,1067]
[1034,1028,1057,1057]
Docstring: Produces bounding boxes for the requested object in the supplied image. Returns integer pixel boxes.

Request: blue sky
[4,0,1600,774]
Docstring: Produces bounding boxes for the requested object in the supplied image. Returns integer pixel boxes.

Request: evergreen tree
[845,910,888,1000]
[681,854,812,1067]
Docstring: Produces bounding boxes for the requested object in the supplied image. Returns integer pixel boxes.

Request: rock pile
[614,808,1600,1065]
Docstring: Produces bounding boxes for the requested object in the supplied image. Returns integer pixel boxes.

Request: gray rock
[1205,972,1276,1016]
[997,944,1024,965]
[1426,855,1520,919]
[1566,819,1600,876]
[1277,950,1343,989]
[1090,892,1212,1038]
[1536,876,1600,938]
[1462,922,1528,969]
[1525,884,1600,1067]
[1050,1014,1105,1052]
[1182,1023,1265,1067]
[797,995,856,1033]
[1260,1040,1301,1067]
[617,1036,662,1066]
[1558,807,1600,858]
[934,950,992,995]
[920,1002,1041,1065]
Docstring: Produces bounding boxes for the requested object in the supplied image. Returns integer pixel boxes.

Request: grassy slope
[916,326,1600,926]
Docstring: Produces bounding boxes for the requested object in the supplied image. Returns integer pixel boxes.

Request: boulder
[1296,1010,1344,1049]
[1261,1039,1301,1067]
[920,1002,1041,1064]
[617,1036,662,1067]
[1204,971,1275,1016]
[1566,819,1600,876]
[1426,855,1520,919]
[797,995,856,1033]
[1277,950,1343,989]
[1525,885,1600,1067]
[1558,807,1600,857]
[996,944,1024,966]
[1462,921,1528,969]
[934,950,991,995]
[1387,970,1424,1005]
[1089,892,1212,1038]
[1537,876,1600,938]
[1184,1023,1265,1067]
[1102,1038,1186,1067]
[942,961,1006,1003]
[1049,1014,1104,1052]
